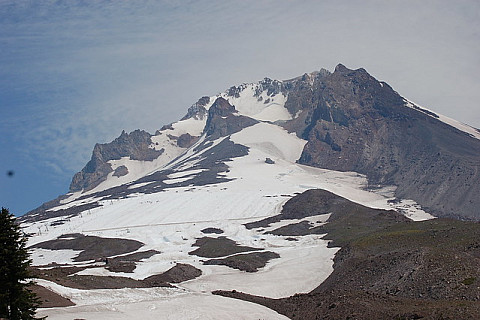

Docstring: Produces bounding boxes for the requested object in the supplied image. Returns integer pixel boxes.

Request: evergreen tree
[0,207,42,320]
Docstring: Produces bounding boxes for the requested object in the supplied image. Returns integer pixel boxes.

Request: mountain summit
[25,64,480,222]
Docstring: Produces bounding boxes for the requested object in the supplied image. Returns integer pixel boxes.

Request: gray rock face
[70,130,163,192]
[176,133,198,148]
[283,64,480,220]
[181,96,210,120]
[113,165,129,177]
[203,97,258,140]
[265,158,275,164]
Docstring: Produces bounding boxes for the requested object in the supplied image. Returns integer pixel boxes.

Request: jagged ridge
[70,129,163,192]
[27,63,480,221]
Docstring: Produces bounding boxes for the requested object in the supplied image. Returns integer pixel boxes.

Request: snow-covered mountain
[21,64,480,319]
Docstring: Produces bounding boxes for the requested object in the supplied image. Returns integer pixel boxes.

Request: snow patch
[261,214,331,233]
[167,169,207,179]
[31,248,82,266]
[231,122,306,162]
[36,279,288,320]
[405,99,480,140]
[170,116,206,137]
[219,83,291,122]
[163,176,193,185]
[128,182,155,189]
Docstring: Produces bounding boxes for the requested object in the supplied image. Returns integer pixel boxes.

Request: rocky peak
[333,63,349,73]
[181,96,210,121]
[282,64,480,220]
[256,78,286,97]
[70,129,163,192]
[203,97,257,140]
[208,97,236,116]
[60,64,480,220]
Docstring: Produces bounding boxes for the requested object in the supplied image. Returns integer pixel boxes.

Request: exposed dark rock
[267,221,317,236]
[105,250,160,273]
[265,157,275,164]
[258,78,287,97]
[33,270,172,290]
[105,260,136,273]
[214,287,480,320]
[159,123,174,131]
[281,69,331,118]
[201,227,224,234]
[49,219,68,226]
[22,64,480,225]
[18,194,69,223]
[208,97,236,116]
[203,97,258,140]
[214,199,480,319]
[204,251,280,272]
[70,130,164,192]
[166,132,199,148]
[143,263,202,284]
[24,137,250,219]
[31,233,144,262]
[226,78,287,100]
[282,64,480,220]
[113,165,129,177]
[188,236,260,258]
[30,284,75,308]
[176,133,198,148]
[181,96,210,120]
[31,263,201,290]
[246,189,407,248]
[20,202,101,224]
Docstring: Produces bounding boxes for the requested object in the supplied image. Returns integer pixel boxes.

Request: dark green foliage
[461,277,476,286]
[0,207,43,320]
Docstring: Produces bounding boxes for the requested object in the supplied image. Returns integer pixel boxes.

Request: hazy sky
[1,0,479,215]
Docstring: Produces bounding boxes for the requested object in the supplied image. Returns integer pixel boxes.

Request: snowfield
[36,279,289,320]
[220,83,291,122]
[25,83,437,319]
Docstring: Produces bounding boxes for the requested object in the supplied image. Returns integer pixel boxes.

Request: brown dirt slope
[30,284,75,308]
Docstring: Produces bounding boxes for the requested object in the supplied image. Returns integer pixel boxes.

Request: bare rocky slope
[282,64,480,220]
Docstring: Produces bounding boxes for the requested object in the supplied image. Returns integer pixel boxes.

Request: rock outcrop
[203,97,258,140]
[181,96,210,121]
[70,130,163,192]
[283,64,480,219]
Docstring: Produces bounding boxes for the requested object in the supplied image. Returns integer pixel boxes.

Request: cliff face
[70,129,163,192]
[203,97,258,140]
[284,64,480,219]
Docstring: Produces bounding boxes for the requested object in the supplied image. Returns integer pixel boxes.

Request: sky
[1,0,479,216]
